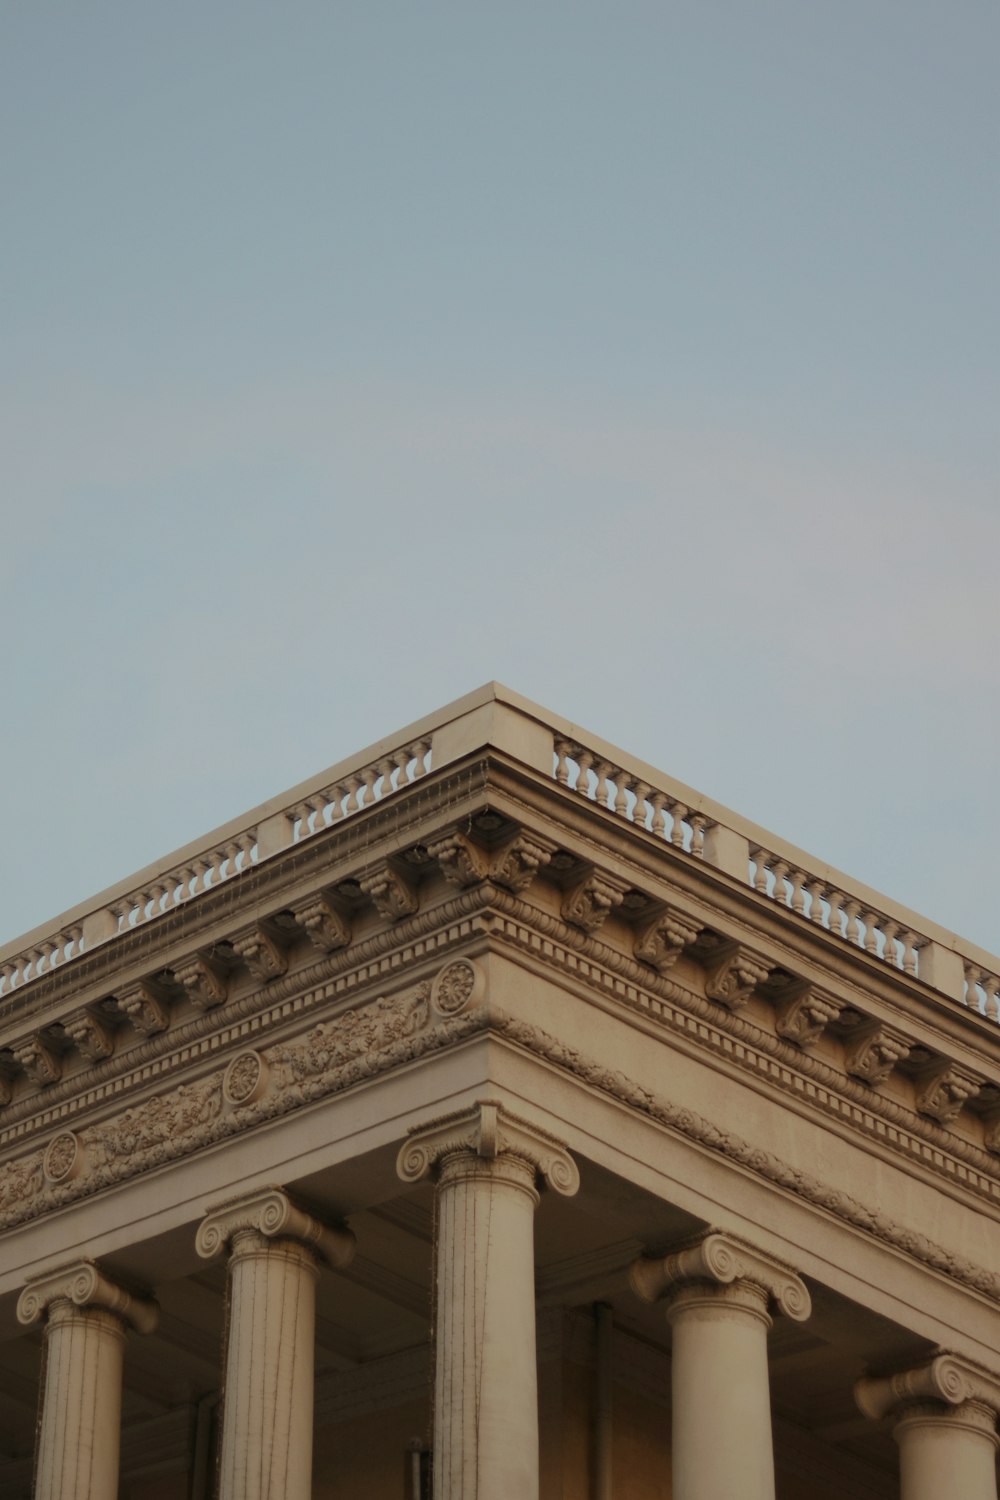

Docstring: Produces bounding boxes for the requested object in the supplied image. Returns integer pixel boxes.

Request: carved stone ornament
[292,892,352,954]
[561,873,628,934]
[630,1230,811,1322]
[703,945,771,1011]
[63,1008,117,1063]
[856,1352,1000,1421]
[195,1186,356,1270]
[173,953,230,1011]
[913,1062,982,1125]
[12,1034,63,1087]
[231,926,289,982]
[44,1130,84,1185]
[634,907,704,973]
[773,983,843,1049]
[844,1023,912,1086]
[118,980,171,1037]
[430,958,486,1018]
[490,831,556,893]
[223,1050,270,1108]
[17,1260,158,1335]
[397,1100,580,1196]
[427,831,492,888]
[360,863,419,921]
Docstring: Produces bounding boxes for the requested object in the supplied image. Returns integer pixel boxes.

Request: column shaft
[218,1231,319,1500]
[896,1403,999,1500]
[34,1304,126,1500]
[434,1153,540,1500]
[668,1283,776,1500]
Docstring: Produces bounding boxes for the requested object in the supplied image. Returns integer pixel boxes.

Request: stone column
[397,1099,580,1500]
[195,1185,356,1500]
[17,1260,158,1500]
[631,1230,811,1500]
[856,1353,1000,1500]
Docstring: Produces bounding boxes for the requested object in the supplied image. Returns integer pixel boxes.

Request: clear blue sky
[2,3,998,954]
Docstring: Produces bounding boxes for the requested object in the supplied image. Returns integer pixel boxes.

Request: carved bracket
[17,1260,158,1335]
[772,982,843,1048]
[630,1229,810,1322]
[117,979,172,1037]
[634,907,704,973]
[844,1023,911,1086]
[912,1062,982,1125]
[195,1186,355,1270]
[856,1351,1000,1420]
[491,831,557,893]
[427,832,492,888]
[12,1033,64,1087]
[63,1007,117,1063]
[291,892,352,954]
[397,1100,580,1196]
[704,945,771,1011]
[561,873,628,934]
[231,925,289,983]
[360,862,419,921]
[173,953,231,1011]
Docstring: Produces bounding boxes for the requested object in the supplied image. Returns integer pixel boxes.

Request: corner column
[631,1230,811,1500]
[17,1261,158,1500]
[856,1353,1000,1500]
[196,1186,356,1500]
[397,1100,580,1500]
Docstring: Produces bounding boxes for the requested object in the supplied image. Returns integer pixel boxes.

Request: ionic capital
[396,1100,580,1196]
[856,1353,1000,1423]
[17,1260,158,1335]
[630,1230,810,1322]
[195,1186,356,1269]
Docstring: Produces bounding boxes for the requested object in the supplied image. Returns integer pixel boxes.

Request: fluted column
[397,1100,580,1500]
[17,1261,157,1500]
[631,1230,811,1500]
[196,1186,355,1500]
[856,1353,1000,1500]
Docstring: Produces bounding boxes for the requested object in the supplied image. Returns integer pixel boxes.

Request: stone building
[1,683,999,1500]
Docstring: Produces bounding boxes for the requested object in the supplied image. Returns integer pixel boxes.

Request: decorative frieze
[561,872,628,934]
[844,1023,912,1086]
[634,907,703,973]
[704,944,771,1011]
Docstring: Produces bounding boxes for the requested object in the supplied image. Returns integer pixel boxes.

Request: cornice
[3,972,1000,1311]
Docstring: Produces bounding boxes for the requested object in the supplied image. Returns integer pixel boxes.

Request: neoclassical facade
[1,684,999,1499]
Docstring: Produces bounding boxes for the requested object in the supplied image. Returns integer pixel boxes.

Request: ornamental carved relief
[63,1008,117,1063]
[703,945,771,1011]
[43,1130,83,1184]
[292,892,352,954]
[223,1051,270,1107]
[634,908,703,973]
[772,983,843,1049]
[430,959,485,1018]
[561,874,627,934]
[231,926,289,982]
[913,1063,982,1125]
[173,954,230,1011]
[428,832,492,888]
[360,863,419,921]
[844,1024,912,1086]
[490,832,556,893]
[118,980,171,1037]
[13,1035,63,1087]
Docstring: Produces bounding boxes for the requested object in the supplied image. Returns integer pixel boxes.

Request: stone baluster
[856,1353,1000,1500]
[17,1261,157,1500]
[397,1101,580,1500]
[631,1230,810,1500]
[196,1186,356,1500]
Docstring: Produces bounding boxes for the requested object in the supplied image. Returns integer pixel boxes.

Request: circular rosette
[43,1131,83,1185]
[223,1050,269,1108]
[430,959,485,1019]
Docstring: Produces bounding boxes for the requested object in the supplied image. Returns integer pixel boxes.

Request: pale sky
[2,3,998,955]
